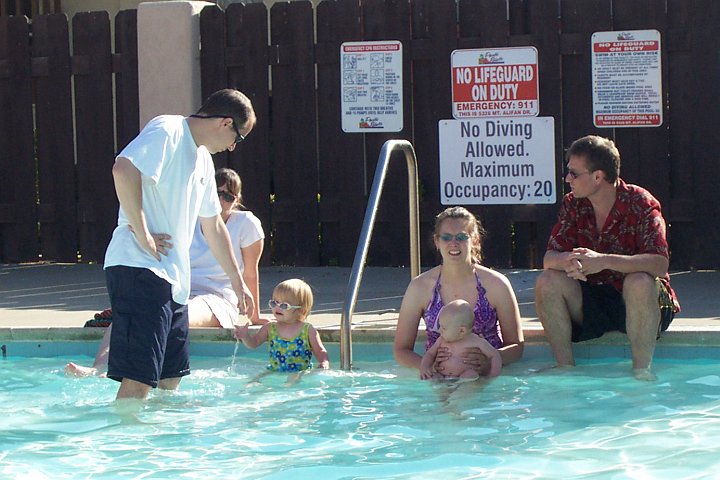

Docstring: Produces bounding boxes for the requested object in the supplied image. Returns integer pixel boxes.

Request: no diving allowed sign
[439,117,556,205]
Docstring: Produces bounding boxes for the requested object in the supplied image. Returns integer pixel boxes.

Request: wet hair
[566,135,620,183]
[273,278,314,320]
[215,168,244,210]
[434,206,486,263]
[197,88,256,131]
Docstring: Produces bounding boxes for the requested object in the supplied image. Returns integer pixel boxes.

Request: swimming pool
[2,343,720,478]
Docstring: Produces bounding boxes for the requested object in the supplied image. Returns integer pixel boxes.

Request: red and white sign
[592,30,663,127]
[451,47,539,119]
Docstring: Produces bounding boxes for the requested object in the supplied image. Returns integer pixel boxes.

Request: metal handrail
[340,140,421,370]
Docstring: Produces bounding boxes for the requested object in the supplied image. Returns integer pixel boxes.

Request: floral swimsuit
[267,322,313,372]
[423,270,503,351]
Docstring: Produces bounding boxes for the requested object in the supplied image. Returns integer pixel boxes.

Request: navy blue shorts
[572,280,674,342]
[105,266,190,388]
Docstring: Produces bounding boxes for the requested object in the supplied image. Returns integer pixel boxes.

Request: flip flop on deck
[83,308,113,327]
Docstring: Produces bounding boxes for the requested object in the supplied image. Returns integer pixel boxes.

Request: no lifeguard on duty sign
[451,47,539,119]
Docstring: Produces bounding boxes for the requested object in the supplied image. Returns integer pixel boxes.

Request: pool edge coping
[3,325,720,347]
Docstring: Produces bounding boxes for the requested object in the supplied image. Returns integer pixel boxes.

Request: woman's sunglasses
[268,299,302,311]
[438,232,470,242]
[217,190,236,203]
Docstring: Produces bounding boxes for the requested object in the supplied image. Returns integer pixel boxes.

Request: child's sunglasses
[268,299,302,311]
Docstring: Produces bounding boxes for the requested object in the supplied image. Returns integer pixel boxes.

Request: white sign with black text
[341,40,403,133]
[591,29,662,127]
[439,117,556,205]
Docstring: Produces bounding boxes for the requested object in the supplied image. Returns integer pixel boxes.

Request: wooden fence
[1,0,719,270]
[0,10,137,263]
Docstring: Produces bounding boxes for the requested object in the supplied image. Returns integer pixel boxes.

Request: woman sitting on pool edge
[65,168,266,377]
[393,206,524,376]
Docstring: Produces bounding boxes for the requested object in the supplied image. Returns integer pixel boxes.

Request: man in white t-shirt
[104,89,256,400]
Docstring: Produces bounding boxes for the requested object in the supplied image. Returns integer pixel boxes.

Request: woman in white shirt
[189,167,265,327]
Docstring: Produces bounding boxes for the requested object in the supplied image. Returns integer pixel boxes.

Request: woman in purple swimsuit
[393,206,524,375]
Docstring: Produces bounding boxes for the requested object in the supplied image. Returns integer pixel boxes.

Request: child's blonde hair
[273,278,313,320]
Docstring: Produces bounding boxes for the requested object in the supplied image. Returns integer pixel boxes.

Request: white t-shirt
[104,115,221,304]
[189,210,264,308]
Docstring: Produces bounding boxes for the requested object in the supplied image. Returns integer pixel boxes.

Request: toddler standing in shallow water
[420,299,502,380]
[234,278,329,376]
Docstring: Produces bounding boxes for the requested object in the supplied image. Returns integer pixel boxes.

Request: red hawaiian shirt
[547,178,680,311]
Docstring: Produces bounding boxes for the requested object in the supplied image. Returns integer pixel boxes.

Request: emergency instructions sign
[439,117,555,205]
[451,47,539,118]
[592,30,662,127]
[341,40,403,133]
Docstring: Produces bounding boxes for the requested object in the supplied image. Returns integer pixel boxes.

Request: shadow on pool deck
[1,263,719,343]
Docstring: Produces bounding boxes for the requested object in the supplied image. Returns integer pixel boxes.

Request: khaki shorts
[191,293,239,328]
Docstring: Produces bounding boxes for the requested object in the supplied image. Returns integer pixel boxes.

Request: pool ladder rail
[340,140,421,370]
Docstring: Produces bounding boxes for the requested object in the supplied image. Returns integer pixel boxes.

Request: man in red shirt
[535,135,680,380]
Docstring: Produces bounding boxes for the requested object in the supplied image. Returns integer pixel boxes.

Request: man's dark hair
[197,89,255,130]
[566,135,621,183]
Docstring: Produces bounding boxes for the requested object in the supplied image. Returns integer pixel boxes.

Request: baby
[420,299,502,380]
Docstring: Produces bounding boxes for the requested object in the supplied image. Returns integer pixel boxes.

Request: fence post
[137,1,212,126]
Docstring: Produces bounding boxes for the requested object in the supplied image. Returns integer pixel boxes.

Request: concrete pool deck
[1,263,719,345]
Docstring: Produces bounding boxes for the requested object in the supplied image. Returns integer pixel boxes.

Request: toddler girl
[234,278,330,373]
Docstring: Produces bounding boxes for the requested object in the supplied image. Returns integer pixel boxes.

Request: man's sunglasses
[217,190,236,203]
[189,114,245,144]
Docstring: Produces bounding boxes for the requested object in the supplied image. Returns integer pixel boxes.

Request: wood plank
[361,0,413,267]
[33,13,77,261]
[0,16,37,261]
[681,0,720,268]
[559,0,611,145]
[316,0,365,267]
[225,2,272,266]
[663,0,695,269]
[199,4,226,103]
[269,1,319,265]
[72,11,116,262]
[114,9,139,152]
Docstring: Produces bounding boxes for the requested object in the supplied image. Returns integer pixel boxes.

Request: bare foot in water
[632,367,657,381]
[64,362,106,377]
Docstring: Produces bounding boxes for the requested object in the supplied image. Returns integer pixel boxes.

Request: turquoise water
[2,347,720,479]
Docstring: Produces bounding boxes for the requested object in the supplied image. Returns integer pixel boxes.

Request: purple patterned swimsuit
[423,271,503,351]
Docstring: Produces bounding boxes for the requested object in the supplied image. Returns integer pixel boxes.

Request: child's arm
[473,336,502,377]
[420,340,442,379]
[308,325,330,369]
[234,323,269,349]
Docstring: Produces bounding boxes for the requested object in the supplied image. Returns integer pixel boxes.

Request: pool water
[2,350,720,479]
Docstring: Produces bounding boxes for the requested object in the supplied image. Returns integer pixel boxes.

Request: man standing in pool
[104,88,256,400]
[535,135,680,380]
